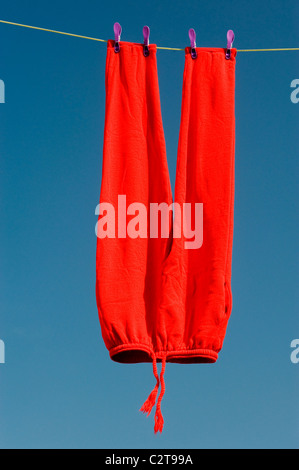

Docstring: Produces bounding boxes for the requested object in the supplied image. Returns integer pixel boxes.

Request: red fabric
[96,40,236,430]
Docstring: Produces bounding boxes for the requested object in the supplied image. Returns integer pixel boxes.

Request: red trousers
[96,40,236,432]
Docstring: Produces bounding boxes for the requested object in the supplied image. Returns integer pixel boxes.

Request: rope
[1,20,299,52]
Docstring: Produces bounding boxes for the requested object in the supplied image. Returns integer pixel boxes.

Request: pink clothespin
[225,30,235,59]
[188,28,197,59]
[113,22,122,53]
[143,26,150,57]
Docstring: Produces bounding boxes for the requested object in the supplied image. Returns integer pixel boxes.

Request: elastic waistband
[185,46,237,58]
[107,39,157,53]
[109,342,219,364]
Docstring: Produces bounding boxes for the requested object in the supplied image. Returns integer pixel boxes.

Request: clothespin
[189,28,197,59]
[143,25,150,57]
[225,30,235,59]
[114,22,122,53]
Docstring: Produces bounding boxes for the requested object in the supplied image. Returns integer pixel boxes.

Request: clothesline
[1,19,299,52]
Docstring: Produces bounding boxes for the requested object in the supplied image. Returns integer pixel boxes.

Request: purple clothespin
[113,22,122,53]
[143,25,150,57]
[189,28,197,59]
[225,30,235,59]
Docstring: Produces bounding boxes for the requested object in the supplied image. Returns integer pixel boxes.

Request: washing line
[0,19,299,52]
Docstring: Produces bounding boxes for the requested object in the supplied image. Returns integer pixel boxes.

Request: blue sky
[0,0,298,449]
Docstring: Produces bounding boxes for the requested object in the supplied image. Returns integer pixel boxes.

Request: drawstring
[140,354,167,434]
[154,355,166,434]
[140,355,160,416]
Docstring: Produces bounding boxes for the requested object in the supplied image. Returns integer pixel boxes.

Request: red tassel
[154,406,164,434]
[140,388,158,416]
[140,356,159,416]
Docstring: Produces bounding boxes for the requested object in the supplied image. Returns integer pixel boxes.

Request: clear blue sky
[0,0,298,449]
